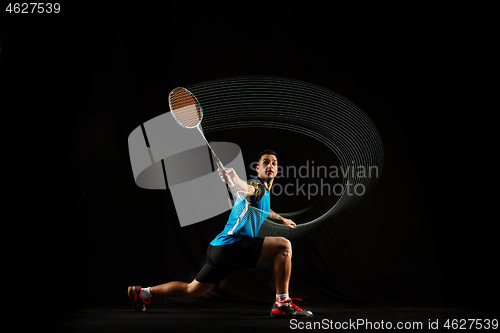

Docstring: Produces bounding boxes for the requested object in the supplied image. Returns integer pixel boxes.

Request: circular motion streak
[187,77,384,239]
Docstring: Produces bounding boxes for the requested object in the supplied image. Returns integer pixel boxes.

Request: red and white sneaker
[270,298,313,318]
[127,286,151,312]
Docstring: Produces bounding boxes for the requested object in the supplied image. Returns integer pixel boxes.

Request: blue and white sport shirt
[210,177,270,246]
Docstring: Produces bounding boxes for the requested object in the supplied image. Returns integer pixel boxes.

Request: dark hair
[257,149,278,162]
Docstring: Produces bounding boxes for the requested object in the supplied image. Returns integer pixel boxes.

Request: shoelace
[287,298,304,312]
[139,294,151,304]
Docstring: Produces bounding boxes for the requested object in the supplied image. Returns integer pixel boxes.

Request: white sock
[140,287,153,299]
[276,293,289,306]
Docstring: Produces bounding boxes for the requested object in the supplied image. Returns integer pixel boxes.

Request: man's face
[256,154,278,180]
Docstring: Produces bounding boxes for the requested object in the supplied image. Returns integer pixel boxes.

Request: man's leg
[258,236,292,294]
[150,279,215,298]
[128,279,214,312]
[259,236,313,318]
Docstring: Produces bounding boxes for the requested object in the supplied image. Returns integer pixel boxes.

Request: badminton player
[128,149,313,318]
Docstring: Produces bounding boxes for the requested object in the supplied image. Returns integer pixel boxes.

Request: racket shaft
[196,127,235,187]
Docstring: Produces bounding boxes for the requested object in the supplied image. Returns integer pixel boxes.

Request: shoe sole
[270,311,314,319]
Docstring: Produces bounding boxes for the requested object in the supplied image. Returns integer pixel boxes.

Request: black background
[1,2,495,314]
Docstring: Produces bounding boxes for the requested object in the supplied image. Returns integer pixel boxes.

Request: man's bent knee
[259,236,293,263]
[284,239,292,256]
[277,237,292,256]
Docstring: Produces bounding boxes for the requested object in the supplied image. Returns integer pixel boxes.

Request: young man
[128,149,313,318]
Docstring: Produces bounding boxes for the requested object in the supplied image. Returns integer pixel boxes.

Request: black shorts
[195,237,264,286]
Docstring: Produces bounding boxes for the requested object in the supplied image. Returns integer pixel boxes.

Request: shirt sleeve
[247,180,266,202]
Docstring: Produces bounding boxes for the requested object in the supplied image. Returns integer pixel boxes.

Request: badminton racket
[168,87,238,192]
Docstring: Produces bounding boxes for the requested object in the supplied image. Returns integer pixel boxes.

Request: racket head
[168,87,203,128]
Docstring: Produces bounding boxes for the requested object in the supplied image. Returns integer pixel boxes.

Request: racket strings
[169,88,202,128]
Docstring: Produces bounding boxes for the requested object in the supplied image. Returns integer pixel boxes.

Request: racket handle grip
[217,161,235,187]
